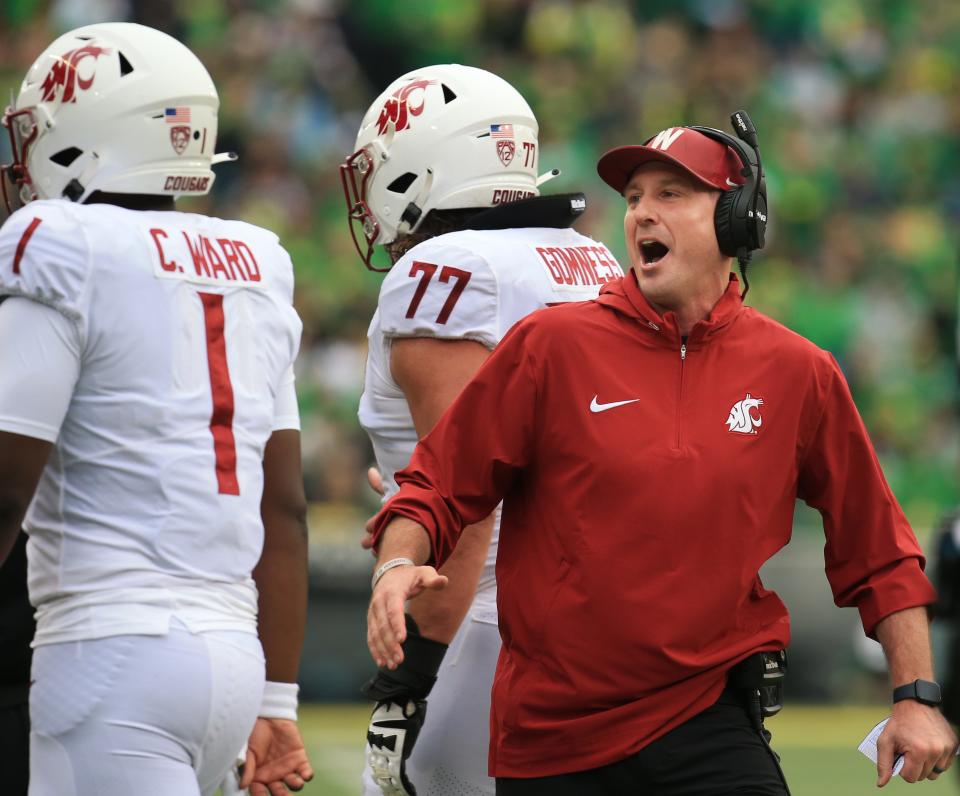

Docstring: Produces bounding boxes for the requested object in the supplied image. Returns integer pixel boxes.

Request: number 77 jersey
[359,225,623,502]
[0,200,302,642]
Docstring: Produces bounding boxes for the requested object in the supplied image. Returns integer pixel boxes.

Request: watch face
[916,680,942,705]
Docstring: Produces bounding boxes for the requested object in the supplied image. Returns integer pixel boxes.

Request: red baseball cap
[597,127,745,193]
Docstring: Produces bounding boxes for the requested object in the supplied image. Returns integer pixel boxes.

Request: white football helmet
[341,64,540,270]
[2,22,233,210]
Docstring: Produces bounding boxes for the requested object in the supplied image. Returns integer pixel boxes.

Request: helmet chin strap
[61,152,101,202]
[397,168,434,235]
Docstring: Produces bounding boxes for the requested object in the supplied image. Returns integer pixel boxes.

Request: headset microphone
[732,110,758,150]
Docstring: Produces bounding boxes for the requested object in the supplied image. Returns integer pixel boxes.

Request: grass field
[292,704,959,795]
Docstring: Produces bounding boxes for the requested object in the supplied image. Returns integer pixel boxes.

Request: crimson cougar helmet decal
[375,79,435,135]
[40,44,111,104]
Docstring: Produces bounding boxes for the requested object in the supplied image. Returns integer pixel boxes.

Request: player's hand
[362,467,386,553]
[239,717,314,796]
[367,698,427,796]
[367,566,447,668]
[876,701,958,785]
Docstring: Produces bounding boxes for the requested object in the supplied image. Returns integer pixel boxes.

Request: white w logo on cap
[649,128,684,151]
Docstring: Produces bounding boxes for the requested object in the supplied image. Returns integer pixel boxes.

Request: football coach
[364,112,958,795]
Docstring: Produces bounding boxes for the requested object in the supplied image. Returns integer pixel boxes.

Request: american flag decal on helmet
[165,107,191,124]
[490,124,514,139]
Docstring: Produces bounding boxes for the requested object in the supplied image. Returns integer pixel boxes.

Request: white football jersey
[359,225,623,622]
[0,200,302,644]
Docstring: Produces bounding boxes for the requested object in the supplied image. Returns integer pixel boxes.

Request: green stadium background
[1,1,957,793]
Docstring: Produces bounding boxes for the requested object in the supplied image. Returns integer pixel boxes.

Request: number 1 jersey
[359,225,623,622]
[0,200,302,644]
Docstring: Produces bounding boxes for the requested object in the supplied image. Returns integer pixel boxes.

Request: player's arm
[241,397,314,793]
[0,297,82,565]
[361,337,490,796]
[0,433,50,565]
[391,336,494,644]
[255,428,308,684]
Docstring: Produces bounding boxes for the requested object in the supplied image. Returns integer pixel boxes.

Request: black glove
[363,615,448,796]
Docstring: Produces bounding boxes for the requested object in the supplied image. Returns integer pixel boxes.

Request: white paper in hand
[858,718,905,778]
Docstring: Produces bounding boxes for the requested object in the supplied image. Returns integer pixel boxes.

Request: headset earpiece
[688,117,766,262]
[713,189,739,257]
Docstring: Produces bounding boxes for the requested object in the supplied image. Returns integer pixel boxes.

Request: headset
[686,111,767,296]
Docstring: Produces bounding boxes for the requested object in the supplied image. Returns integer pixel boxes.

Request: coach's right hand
[368,565,447,669]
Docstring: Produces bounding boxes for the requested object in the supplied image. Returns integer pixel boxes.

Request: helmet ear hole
[386,172,417,194]
[714,189,739,257]
[49,147,83,167]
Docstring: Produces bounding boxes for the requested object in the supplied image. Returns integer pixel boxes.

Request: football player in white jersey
[0,23,312,796]
[342,64,623,796]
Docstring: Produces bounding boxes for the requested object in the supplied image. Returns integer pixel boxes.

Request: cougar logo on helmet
[376,79,434,136]
[40,44,111,104]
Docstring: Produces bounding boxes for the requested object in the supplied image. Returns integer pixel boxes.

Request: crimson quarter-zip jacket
[373,271,936,778]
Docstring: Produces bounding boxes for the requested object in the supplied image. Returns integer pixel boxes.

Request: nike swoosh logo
[590,396,640,413]
[725,177,739,187]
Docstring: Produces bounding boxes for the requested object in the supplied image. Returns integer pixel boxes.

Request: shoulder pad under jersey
[378,236,499,349]
[0,201,91,336]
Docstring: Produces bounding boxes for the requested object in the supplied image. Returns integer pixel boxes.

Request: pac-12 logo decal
[491,124,515,167]
[376,79,435,135]
[726,393,764,434]
[169,125,191,155]
[40,44,111,103]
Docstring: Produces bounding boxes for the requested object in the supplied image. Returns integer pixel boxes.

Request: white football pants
[362,618,501,796]
[29,620,264,796]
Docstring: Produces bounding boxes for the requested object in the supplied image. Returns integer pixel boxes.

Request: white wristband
[372,557,415,590]
[260,681,299,721]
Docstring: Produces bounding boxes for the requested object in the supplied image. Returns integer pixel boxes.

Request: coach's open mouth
[639,239,669,266]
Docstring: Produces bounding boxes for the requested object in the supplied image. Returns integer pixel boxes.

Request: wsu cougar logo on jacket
[726,393,764,434]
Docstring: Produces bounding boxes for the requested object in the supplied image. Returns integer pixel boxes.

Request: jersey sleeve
[267,237,304,382]
[269,236,296,306]
[0,297,82,442]
[797,353,937,637]
[271,365,300,431]
[0,202,91,345]
[378,239,499,349]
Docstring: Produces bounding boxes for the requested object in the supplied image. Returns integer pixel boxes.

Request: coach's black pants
[496,688,789,795]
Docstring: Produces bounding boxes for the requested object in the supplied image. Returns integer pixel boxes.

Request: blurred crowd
[2,0,958,534]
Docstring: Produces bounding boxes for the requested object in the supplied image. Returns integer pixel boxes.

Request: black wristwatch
[892,679,942,706]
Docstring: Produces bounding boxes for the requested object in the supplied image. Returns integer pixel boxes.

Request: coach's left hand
[240,717,314,795]
[876,701,958,786]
